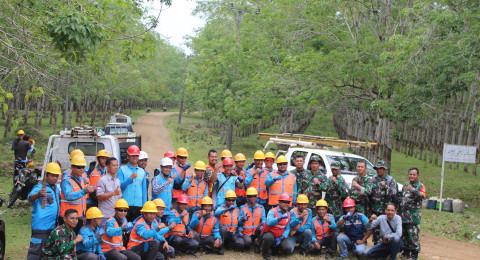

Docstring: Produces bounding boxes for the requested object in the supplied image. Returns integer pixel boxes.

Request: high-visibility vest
[102,217,126,252]
[172,165,187,199]
[192,212,217,238]
[312,215,334,240]
[127,217,154,249]
[186,178,207,208]
[234,167,246,198]
[219,206,239,233]
[247,168,268,200]
[262,207,290,238]
[240,204,264,236]
[268,172,296,206]
[62,168,87,181]
[290,208,308,230]
[60,177,86,217]
[166,210,189,237]
[87,168,104,200]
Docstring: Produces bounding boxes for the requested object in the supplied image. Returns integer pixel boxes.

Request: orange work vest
[127,217,154,249]
[186,178,207,208]
[247,168,268,200]
[102,217,126,252]
[166,210,189,237]
[234,167,246,198]
[219,206,239,233]
[312,215,334,240]
[192,212,217,238]
[240,204,264,236]
[60,177,86,217]
[290,208,308,230]
[172,165,187,199]
[268,172,296,206]
[87,168,103,200]
[62,168,88,181]
[262,207,290,238]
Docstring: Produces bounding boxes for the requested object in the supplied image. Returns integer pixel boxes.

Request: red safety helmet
[343,197,356,207]
[278,193,292,202]
[223,157,234,166]
[164,151,176,159]
[177,194,189,204]
[127,145,141,156]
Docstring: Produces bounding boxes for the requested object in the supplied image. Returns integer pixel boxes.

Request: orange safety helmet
[343,197,356,207]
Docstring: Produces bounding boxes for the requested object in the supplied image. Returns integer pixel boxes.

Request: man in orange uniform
[245,150,269,207]
[233,153,247,207]
[166,194,199,255]
[215,190,243,251]
[171,147,191,210]
[265,155,297,208]
[310,199,338,258]
[238,187,266,253]
[86,149,109,208]
[189,196,223,255]
[182,161,208,216]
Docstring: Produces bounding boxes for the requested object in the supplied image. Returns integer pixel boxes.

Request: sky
[147,0,205,55]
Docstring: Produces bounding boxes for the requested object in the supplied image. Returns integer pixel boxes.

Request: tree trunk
[90,94,98,126]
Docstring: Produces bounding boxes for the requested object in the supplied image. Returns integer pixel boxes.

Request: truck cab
[110,113,132,126]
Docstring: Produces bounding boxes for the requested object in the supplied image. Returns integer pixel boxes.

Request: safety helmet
[139,151,149,160]
[17,130,25,135]
[276,155,288,164]
[160,157,173,167]
[164,151,176,159]
[225,190,237,198]
[115,198,129,209]
[71,154,87,166]
[86,207,104,219]
[265,152,275,160]
[221,150,233,158]
[253,150,265,160]
[27,161,34,168]
[69,149,85,160]
[45,162,61,175]
[176,147,188,157]
[29,139,35,146]
[246,187,258,196]
[296,194,309,204]
[96,149,110,158]
[234,153,246,162]
[316,199,328,208]
[127,145,141,156]
[194,161,206,170]
[177,194,189,204]
[153,198,166,208]
[140,201,158,213]
[223,157,234,166]
[343,197,356,208]
[278,193,292,202]
[201,196,213,205]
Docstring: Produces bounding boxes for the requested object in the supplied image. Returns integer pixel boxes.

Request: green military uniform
[291,168,311,193]
[349,175,371,214]
[297,170,327,210]
[400,180,426,256]
[325,174,349,218]
[42,224,77,260]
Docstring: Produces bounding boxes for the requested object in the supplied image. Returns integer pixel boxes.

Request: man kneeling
[190,196,223,254]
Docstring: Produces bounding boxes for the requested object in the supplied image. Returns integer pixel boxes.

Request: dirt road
[134,112,480,260]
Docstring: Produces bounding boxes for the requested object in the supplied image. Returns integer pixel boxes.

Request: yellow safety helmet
[194,161,206,171]
[45,162,61,175]
[246,187,258,196]
[265,152,275,160]
[253,150,265,160]
[70,154,87,166]
[276,155,288,164]
[225,190,237,199]
[96,149,110,158]
[153,199,166,208]
[201,196,213,205]
[69,149,85,160]
[140,201,158,213]
[297,194,309,204]
[234,153,246,162]
[176,147,188,157]
[221,149,233,158]
[316,199,328,208]
[115,198,129,209]
[17,130,25,135]
[86,207,104,219]
[27,161,34,168]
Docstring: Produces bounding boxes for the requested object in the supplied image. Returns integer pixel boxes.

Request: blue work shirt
[61,175,86,200]
[28,182,60,231]
[265,171,298,204]
[214,173,237,208]
[245,166,268,204]
[133,216,169,241]
[76,225,103,254]
[189,211,221,240]
[289,208,312,233]
[312,214,337,242]
[154,217,169,242]
[105,217,129,238]
[151,171,175,216]
[238,203,266,233]
[168,209,191,233]
[266,207,291,238]
[182,176,208,212]
[117,163,147,207]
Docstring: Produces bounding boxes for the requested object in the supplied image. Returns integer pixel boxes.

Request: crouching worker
[76,207,105,260]
[287,194,312,256]
[310,199,338,258]
[190,196,223,255]
[42,209,83,259]
[336,198,369,259]
[166,194,199,255]
[153,199,175,259]
[101,199,139,260]
[127,201,169,260]
[215,190,243,251]
[261,193,293,260]
[238,187,266,253]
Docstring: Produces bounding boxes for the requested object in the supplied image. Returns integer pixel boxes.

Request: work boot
[410,252,418,260]
[254,243,261,254]
[263,254,271,260]
[401,250,411,259]
[215,248,224,255]
[325,253,334,259]
[299,248,307,257]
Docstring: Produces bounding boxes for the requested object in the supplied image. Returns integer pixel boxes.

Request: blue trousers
[286,229,312,252]
[337,233,366,257]
[366,236,403,260]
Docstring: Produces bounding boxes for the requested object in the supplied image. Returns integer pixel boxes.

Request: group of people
[25,144,426,260]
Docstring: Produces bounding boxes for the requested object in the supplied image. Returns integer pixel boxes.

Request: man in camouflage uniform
[325,161,349,219]
[291,154,310,193]
[400,167,426,260]
[42,209,83,259]
[350,161,371,214]
[297,156,327,211]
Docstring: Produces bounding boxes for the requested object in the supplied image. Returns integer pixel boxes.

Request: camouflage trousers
[402,223,420,253]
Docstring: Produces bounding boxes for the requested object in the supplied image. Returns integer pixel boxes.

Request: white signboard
[443,144,477,163]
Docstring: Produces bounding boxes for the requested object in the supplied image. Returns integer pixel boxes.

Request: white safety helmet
[139,151,149,160]
[161,157,173,167]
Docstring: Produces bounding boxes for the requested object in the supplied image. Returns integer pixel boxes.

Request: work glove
[184,163,191,170]
[99,253,106,260]
[273,176,282,181]
[278,213,288,220]
[240,215,250,222]
[237,176,244,182]
[236,232,244,238]
[122,222,134,231]
[345,212,352,219]
[155,225,161,232]
[227,205,236,211]
[96,228,105,237]
[275,236,284,246]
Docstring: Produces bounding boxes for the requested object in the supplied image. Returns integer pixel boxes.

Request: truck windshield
[68,142,105,156]
[106,126,129,135]
[326,155,375,176]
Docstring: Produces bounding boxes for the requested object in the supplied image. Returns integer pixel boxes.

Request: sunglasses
[277,163,287,166]
[226,199,236,202]
[116,209,128,212]
[74,166,85,169]
[177,156,187,159]
[279,200,289,204]
[247,195,257,198]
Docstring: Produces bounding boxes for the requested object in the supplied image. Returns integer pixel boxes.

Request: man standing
[300,156,327,210]
[27,162,61,260]
[265,155,297,208]
[245,150,269,207]
[233,153,247,206]
[138,151,150,200]
[400,168,426,260]
[182,161,208,215]
[350,161,371,214]
[86,149,109,208]
[42,209,83,259]
[212,157,240,207]
[264,152,277,176]
[96,157,122,226]
[117,145,147,222]
[152,158,176,223]
[325,161,349,219]
[205,149,219,197]
[290,155,310,194]
[171,147,191,209]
